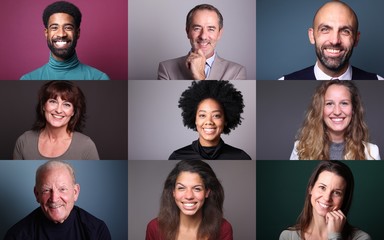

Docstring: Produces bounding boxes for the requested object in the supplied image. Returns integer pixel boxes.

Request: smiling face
[323,84,353,142]
[310,170,346,217]
[34,165,79,223]
[173,171,210,217]
[308,2,359,76]
[195,98,225,147]
[44,96,74,130]
[186,9,223,58]
[45,13,80,61]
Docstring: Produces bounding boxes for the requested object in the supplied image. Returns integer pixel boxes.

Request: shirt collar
[206,52,216,67]
[314,62,352,80]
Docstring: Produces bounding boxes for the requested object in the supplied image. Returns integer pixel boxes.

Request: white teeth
[204,128,215,133]
[331,118,343,122]
[319,202,330,209]
[55,41,67,46]
[326,49,340,53]
[53,115,64,119]
[183,203,195,207]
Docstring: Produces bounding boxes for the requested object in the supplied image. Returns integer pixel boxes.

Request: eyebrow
[176,183,204,187]
[198,110,222,113]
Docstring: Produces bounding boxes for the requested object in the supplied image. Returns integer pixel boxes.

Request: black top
[4,206,111,240]
[284,65,378,80]
[169,139,252,160]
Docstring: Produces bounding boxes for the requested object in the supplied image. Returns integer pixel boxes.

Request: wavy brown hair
[296,80,372,160]
[158,160,224,240]
[289,161,355,239]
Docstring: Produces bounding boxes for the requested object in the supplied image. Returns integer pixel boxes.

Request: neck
[329,132,345,143]
[179,210,202,230]
[198,137,220,147]
[307,214,328,239]
[41,126,72,140]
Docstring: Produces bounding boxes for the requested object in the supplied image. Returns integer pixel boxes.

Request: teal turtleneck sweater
[20,52,110,80]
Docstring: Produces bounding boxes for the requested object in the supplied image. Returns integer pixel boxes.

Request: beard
[315,43,354,72]
[47,37,78,60]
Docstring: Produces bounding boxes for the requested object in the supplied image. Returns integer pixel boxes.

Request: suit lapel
[206,55,223,80]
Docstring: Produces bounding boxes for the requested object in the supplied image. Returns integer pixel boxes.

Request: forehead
[38,166,72,184]
[314,3,356,29]
[325,84,351,99]
[191,9,220,26]
[316,170,346,189]
[176,171,204,185]
[197,98,223,111]
[48,13,75,26]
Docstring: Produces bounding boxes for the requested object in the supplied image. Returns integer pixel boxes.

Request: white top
[290,141,381,160]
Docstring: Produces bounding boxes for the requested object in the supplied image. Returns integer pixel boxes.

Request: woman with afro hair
[169,80,251,160]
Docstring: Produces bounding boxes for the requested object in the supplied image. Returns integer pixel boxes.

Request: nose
[333,104,341,115]
[199,28,208,40]
[329,31,341,45]
[323,190,332,202]
[56,26,67,38]
[55,103,63,113]
[185,188,194,199]
[49,189,60,202]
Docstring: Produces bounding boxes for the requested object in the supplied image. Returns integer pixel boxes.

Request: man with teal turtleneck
[20,1,109,80]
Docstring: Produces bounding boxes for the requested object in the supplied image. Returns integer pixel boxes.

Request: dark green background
[257,161,384,239]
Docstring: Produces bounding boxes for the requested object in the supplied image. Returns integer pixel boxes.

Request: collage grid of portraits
[2,0,384,240]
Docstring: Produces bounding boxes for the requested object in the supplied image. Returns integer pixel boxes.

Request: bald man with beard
[281,0,383,80]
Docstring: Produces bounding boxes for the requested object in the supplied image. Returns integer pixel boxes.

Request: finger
[197,49,205,57]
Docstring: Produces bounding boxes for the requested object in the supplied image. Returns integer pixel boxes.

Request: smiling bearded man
[20,1,109,80]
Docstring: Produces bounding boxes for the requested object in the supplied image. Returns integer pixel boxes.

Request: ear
[354,31,360,47]
[44,28,48,38]
[34,186,40,203]
[205,188,211,198]
[76,28,81,40]
[73,184,80,201]
[217,27,223,41]
[308,28,315,45]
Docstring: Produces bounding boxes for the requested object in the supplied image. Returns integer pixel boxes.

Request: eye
[341,101,349,106]
[333,191,342,197]
[64,26,74,31]
[320,27,330,33]
[341,29,352,36]
[213,114,221,119]
[198,114,206,118]
[193,27,202,32]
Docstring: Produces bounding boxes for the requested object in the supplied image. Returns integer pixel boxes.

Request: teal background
[257,160,384,239]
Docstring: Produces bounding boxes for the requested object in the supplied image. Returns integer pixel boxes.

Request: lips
[52,114,65,119]
[323,46,344,57]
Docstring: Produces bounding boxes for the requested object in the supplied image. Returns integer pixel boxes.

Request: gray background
[0,160,127,239]
[257,0,384,80]
[128,160,256,240]
[0,81,127,160]
[256,80,384,160]
[128,80,256,160]
[128,0,256,80]
[257,160,384,239]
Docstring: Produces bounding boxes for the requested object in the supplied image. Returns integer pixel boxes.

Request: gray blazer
[158,55,246,80]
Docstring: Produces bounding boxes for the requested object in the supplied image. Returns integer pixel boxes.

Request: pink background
[1,0,128,80]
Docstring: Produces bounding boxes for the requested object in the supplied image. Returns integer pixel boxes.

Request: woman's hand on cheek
[326,209,346,235]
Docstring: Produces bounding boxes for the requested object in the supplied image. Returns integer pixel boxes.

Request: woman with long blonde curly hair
[290,80,380,160]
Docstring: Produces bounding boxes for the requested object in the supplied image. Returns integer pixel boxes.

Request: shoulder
[20,64,48,80]
[146,218,159,230]
[168,144,196,160]
[146,218,161,239]
[351,228,371,239]
[73,131,93,142]
[279,230,300,240]
[159,56,186,66]
[215,56,244,68]
[363,142,380,160]
[16,130,38,141]
[289,141,300,160]
[4,208,41,239]
[221,143,252,160]
[74,206,111,236]
[78,63,110,80]
[283,66,315,80]
[220,218,233,233]
[351,66,378,80]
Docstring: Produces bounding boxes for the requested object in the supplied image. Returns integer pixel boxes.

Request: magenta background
[1,0,127,80]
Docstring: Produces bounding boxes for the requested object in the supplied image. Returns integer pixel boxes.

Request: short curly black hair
[43,1,82,28]
[178,80,244,134]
